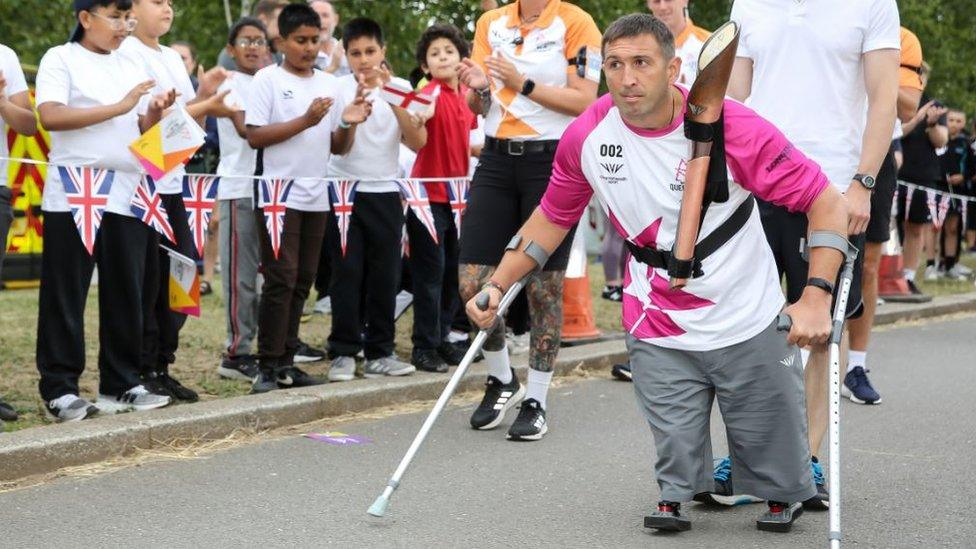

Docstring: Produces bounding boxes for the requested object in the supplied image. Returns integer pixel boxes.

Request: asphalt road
[1,317,973,548]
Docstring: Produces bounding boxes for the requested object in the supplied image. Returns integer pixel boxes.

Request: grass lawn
[1,254,973,432]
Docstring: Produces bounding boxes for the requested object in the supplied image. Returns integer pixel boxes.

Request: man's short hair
[278,3,321,39]
[415,24,470,71]
[228,16,268,46]
[601,13,675,61]
[252,0,288,18]
[342,17,384,49]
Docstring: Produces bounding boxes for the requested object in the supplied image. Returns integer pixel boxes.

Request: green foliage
[0,0,972,112]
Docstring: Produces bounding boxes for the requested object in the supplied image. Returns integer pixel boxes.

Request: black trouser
[315,224,333,300]
[407,203,459,351]
[36,211,151,401]
[256,208,327,366]
[0,186,13,280]
[327,192,404,359]
[142,193,197,374]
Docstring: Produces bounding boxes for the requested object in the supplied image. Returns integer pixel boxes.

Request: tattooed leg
[459,263,506,352]
[526,270,565,373]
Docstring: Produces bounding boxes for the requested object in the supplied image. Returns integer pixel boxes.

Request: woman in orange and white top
[646,0,710,85]
[457,0,600,441]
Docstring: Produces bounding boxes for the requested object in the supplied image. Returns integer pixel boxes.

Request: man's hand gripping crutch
[368,220,560,518]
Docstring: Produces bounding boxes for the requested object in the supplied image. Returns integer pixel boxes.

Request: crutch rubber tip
[367,495,390,517]
[475,292,490,311]
[776,313,792,332]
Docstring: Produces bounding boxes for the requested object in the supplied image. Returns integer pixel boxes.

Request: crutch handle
[475,291,491,311]
[776,313,793,332]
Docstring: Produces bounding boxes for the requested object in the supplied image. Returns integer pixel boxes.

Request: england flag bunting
[258,178,293,259]
[446,178,470,238]
[182,174,219,257]
[398,179,438,244]
[131,175,176,244]
[59,165,113,255]
[328,180,357,256]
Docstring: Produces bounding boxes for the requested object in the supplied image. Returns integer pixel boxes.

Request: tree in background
[0,0,971,113]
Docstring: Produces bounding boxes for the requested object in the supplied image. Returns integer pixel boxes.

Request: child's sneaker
[97,385,171,414]
[364,356,416,378]
[46,394,98,422]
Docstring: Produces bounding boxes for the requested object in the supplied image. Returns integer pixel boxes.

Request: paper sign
[166,245,201,317]
[129,106,206,181]
[304,432,373,446]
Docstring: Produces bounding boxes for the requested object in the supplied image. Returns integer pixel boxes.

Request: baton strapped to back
[670,21,740,289]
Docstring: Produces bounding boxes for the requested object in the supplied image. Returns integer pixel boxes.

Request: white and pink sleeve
[723,99,829,213]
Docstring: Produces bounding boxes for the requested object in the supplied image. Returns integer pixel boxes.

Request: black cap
[70,0,99,42]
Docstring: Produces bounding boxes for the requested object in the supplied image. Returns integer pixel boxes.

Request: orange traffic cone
[561,228,601,341]
[878,220,932,303]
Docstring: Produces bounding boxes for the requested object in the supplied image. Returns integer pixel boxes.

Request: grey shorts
[628,318,816,503]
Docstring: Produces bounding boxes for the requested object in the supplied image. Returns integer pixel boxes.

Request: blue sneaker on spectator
[842,366,882,404]
[803,456,829,510]
[693,457,762,506]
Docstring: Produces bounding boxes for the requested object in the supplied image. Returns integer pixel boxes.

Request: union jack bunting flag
[397,179,438,244]
[182,174,219,257]
[932,191,950,230]
[258,178,293,259]
[446,178,470,238]
[328,180,358,256]
[59,166,114,255]
[131,175,176,244]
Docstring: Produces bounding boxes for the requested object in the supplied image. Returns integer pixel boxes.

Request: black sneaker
[803,456,829,510]
[470,368,524,430]
[906,279,925,296]
[156,372,199,402]
[218,355,260,381]
[294,340,326,364]
[412,348,448,373]
[251,369,279,394]
[142,372,175,400]
[0,396,17,422]
[276,366,326,388]
[507,398,548,441]
[610,363,632,382]
[644,501,691,532]
[756,501,803,532]
[601,285,623,302]
[437,341,468,366]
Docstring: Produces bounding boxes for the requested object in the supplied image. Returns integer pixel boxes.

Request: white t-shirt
[216,72,256,200]
[0,44,29,188]
[731,0,900,192]
[246,65,342,212]
[328,74,402,193]
[118,37,198,194]
[540,91,830,351]
[36,43,149,216]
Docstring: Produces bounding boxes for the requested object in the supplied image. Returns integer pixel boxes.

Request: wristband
[806,277,834,296]
[482,280,506,294]
[338,119,352,130]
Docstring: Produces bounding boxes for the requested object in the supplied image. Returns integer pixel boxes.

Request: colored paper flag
[398,179,438,244]
[380,79,434,114]
[131,175,176,244]
[165,245,200,317]
[59,165,113,255]
[258,178,293,259]
[129,106,206,182]
[328,180,357,256]
[182,174,219,257]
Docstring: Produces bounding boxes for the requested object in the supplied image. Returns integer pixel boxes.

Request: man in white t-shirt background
[309,0,351,77]
[0,42,38,423]
[727,0,900,509]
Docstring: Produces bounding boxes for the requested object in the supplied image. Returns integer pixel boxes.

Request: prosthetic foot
[756,501,803,532]
[644,501,691,532]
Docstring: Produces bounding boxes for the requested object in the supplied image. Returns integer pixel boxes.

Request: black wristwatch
[806,277,835,296]
[852,173,876,191]
[520,78,536,96]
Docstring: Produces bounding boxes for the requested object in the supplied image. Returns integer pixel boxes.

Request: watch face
[862,175,876,188]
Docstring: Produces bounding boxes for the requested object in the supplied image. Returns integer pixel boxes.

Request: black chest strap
[624,196,755,279]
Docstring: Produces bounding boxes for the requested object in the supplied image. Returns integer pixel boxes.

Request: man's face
[647,0,688,30]
[79,5,134,52]
[171,43,195,75]
[280,25,321,72]
[132,0,174,39]
[310,1,338,37]
[603,34,679,125]
[345,36,385,81]
[947,111,966,136]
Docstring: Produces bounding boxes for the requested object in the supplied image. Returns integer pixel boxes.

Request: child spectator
[324,17,427,382]
[218,0,286,71]
[406,24,477,373]
[35,0,175,419]
[245,3,371,393]
[215,17,270,382]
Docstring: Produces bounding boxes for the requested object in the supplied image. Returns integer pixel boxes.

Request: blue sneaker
[842,366,882,404]
[803,456,829,510]
[692,457,763,506]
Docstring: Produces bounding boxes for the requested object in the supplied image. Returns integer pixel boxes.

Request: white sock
[800,348,811,369]
[525,369,554,409]
[848,350,866,373]
[484,349,512,384]
[904,268,916,282]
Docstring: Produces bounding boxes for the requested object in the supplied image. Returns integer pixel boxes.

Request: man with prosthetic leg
[466,14,849,533]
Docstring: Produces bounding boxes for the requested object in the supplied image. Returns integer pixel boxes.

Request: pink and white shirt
[541,87,829,351]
